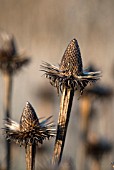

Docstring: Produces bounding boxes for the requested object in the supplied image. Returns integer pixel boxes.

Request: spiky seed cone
[3,101,56,146]
[20,102,39,131]
[41,38,101,95]
[19,102,39,170]
[60,39,83,76]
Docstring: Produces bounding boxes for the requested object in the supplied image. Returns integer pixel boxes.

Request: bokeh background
[0,0,114,169]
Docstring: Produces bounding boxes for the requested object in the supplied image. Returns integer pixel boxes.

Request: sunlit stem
[78,96,91,170]
[52,87,74,165]
[25,144,36,170]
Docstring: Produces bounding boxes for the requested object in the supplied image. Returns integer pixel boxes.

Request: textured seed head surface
[20,102,39,131]
[60,39,83,75]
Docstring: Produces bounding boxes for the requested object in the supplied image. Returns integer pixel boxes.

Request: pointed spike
[60,38,83,75]
[20,101,39,131]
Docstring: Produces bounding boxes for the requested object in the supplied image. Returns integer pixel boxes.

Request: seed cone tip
[20,101,39,130]
[72,38,78,44]
[60,38,83,75]
[24,101,35,111]
[24,101,38,117]
[26,101,31,107]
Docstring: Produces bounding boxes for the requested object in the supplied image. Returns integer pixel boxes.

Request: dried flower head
[41,39,101,95]
[3,102,56,146]
[0,32,30,74]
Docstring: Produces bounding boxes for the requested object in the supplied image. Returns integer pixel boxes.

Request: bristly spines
[41,38,101,95]
[3,101,56,146]
[60,39,83,76]
[20,101,39,131]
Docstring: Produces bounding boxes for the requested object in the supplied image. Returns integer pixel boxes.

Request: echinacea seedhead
[0,32,30,74]
[41,38,101,95]
[3,102,56,146]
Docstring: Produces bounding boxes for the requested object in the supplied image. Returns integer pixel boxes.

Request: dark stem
[52,87,74,165]
[4,73,13,170]
[25,144,36,170]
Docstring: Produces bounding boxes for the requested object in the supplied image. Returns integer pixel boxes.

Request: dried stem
[52,87,74,165]
[25,144,36,170]
[4,72,12,170]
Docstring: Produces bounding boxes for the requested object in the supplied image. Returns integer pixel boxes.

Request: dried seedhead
[41,39,101,95]
[3,102,56,146]
[0,32,30,74]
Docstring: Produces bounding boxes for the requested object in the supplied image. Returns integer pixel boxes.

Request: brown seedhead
[3,101,56,146]
[41,38,101,95]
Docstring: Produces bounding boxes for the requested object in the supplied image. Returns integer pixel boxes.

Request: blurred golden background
[0,0,114,170]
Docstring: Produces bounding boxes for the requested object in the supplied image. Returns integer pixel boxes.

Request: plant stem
[91,159,101,170]
[80,96,91,137]
[78,96,91,170]
[25,144,36,170]
[4,72,13,170]
[4,73,12,118]
[52,87,74,165]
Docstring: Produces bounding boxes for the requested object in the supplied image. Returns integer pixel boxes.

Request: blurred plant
[38,156,75,170]
[3,101,56,170]
[82,64,113,100]
[111,162,114,169]
[79,104,105,170]
[0,31,30,74]
[78,68,113,170]
[0,31,30,170]
[84,85,113,100]
[86,134,112,170]
[41,38,101,165]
